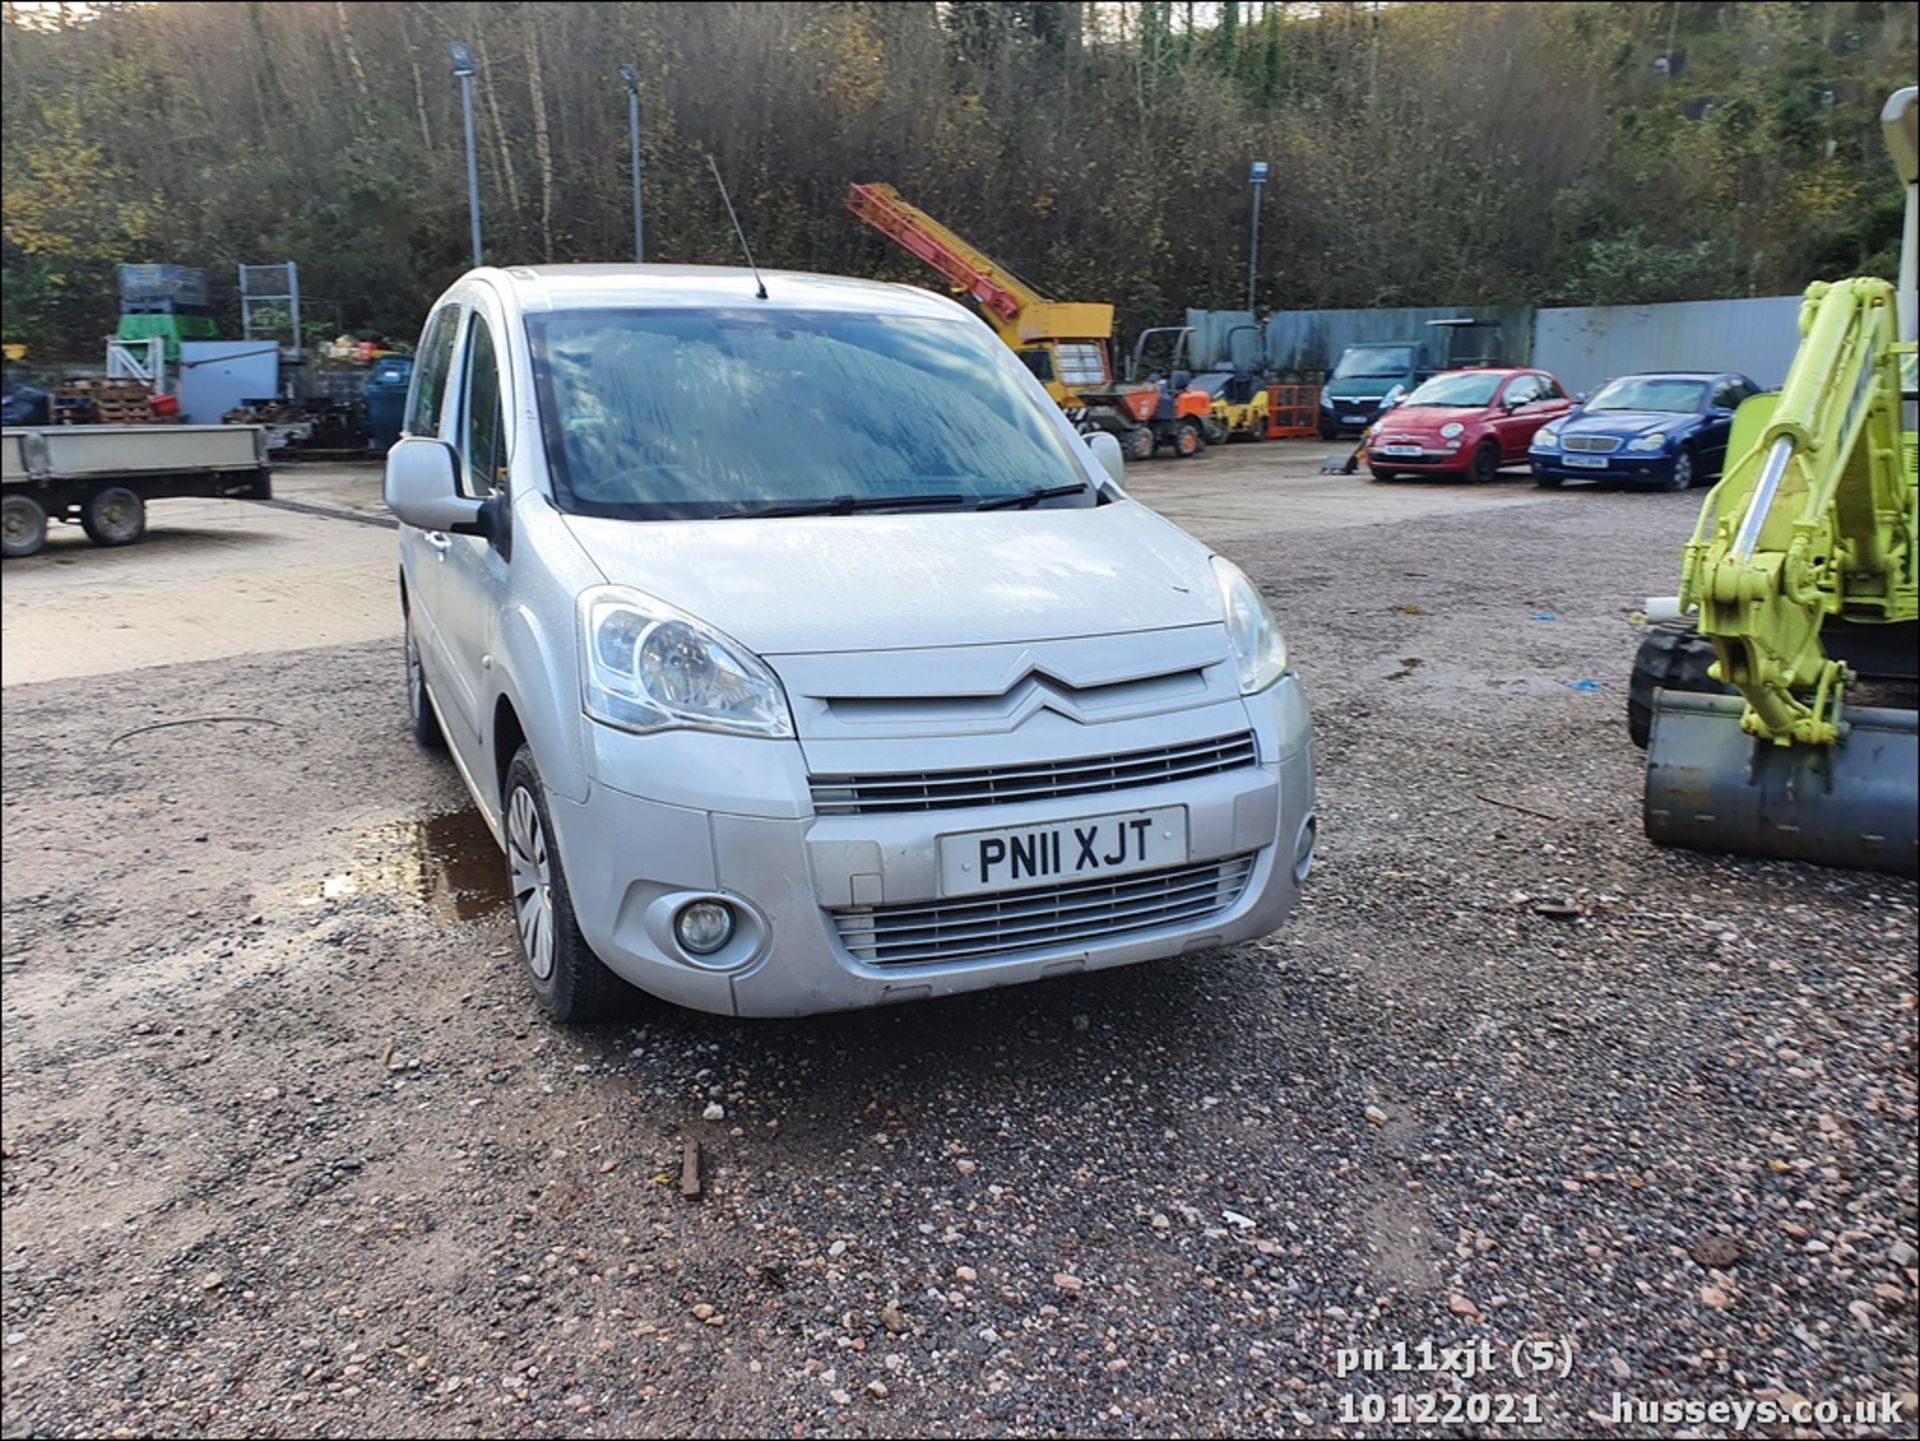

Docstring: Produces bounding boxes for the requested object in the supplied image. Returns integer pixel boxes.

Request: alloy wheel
[507,785,555,981]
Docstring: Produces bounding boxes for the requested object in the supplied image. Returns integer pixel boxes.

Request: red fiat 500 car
[1365,368,1574,482]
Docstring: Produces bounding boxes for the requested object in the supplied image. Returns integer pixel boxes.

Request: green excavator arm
[1643,86,1918,876]
[1675,276,1915,745]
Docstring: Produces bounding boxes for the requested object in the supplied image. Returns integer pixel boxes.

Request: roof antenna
[707,155,767,300]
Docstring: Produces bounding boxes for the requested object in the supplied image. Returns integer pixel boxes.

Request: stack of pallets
[53,379,156,425]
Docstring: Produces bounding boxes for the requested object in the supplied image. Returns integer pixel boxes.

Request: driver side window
[1503,375,1542,407]
[460,316,507,500]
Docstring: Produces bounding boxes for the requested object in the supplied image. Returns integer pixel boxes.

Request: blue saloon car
[1529,372,1761,489]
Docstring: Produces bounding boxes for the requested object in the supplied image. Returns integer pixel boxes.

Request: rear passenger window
[407,307,461,438]
[461,317,507,499]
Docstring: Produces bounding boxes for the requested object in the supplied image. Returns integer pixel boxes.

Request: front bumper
[1322,399,1385,433]
[1367,444,1470,473]
[1529,450,1675,482]
[546,676,1315,1017]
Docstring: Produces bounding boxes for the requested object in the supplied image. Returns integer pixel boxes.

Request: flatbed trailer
[2,423,271,558]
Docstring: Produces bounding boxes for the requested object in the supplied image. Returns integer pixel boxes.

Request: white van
[386,265,1315,1018]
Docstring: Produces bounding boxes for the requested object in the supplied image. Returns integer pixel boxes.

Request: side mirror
[385,437,488,536]
[1708,406,1734,419]
[1084,430,1126,485]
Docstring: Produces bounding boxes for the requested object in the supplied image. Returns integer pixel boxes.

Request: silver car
[386,265,1315,1019]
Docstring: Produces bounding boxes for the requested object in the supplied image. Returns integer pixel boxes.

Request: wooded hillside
[3,1,1914,358]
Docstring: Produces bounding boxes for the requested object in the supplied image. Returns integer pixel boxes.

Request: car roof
[1425,366,1530,377]
[1604,371,1728,381]
[470,264,964,320]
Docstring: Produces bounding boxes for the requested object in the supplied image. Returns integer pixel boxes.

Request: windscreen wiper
[716,492,965,520]
[973,483,1089,511]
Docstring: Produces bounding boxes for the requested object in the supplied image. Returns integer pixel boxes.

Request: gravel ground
[2,485,1916,1438]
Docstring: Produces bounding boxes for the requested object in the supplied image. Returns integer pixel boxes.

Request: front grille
[809,732,1257,816]
[832,854,1257,968]
[1563,434,1622,453]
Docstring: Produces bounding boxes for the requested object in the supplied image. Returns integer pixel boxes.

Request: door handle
[424,530,451,558]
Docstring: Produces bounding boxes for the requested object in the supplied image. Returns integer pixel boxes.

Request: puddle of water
[310,809,507,922]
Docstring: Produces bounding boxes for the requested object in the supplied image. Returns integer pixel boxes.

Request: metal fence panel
[1183,309,1260,370]
[1530,295,1804,397]
[1261,306,1534,379]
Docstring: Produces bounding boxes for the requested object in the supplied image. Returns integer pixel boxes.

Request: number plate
[1564,454,1608,468]
[1379,444,1424,457]
[1340,414,1367,424]
[938,806,1188,897]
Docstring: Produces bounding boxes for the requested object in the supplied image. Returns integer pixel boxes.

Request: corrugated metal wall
[1530,295,1804,397]
[1177,295,1806,391]
[1261,306,1534,378]
[1183,309,1259,371]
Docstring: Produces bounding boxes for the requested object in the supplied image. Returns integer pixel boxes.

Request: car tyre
[404,614,446,751]
[1469,440,1501,483]
[1653,445,1693,492]
[1317,416,1339,441]
[81,486,146,547]
[1627,625,1732,750]
[2,493,48,559]
[1533,468,1565,489]
[1367,466,1400,483]
[503,746,630,1024]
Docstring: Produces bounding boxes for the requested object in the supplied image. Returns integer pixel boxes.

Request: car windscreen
[1585,377,1708,413]
[524,307,1089,518]
[1331,346,1414,380]
[1402,371,1503,407]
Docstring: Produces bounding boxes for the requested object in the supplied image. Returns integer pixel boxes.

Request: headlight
[1210,556,1289,694]
[1627,432,1668,451]
[1439,422,1464,438]
[1531,422,1563,448]
[578,586,793,737]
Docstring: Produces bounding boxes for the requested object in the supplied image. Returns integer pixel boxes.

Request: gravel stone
[1,472,1912,1437]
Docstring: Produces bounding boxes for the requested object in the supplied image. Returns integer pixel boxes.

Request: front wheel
[504,747,630,1023]
[1367,466,1401,483]
[2,493,48,559]
[1654,446,1693,492]
[1469,441,1501,484]
[1173,420,1205,459]
[1533,469,1564,489]
[82,486,146,546]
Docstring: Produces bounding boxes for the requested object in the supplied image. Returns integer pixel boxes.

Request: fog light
[1293,816,1317,883]
[675,900,735,955]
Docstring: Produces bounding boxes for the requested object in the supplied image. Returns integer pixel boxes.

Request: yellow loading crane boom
[844,182,1118,408]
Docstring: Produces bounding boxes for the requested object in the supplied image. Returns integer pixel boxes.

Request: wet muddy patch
[302,809,505,923]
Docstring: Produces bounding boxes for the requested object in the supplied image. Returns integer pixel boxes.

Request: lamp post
[1246,160,1268,313]
[619,64,644,262]
[450,42,482,268]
